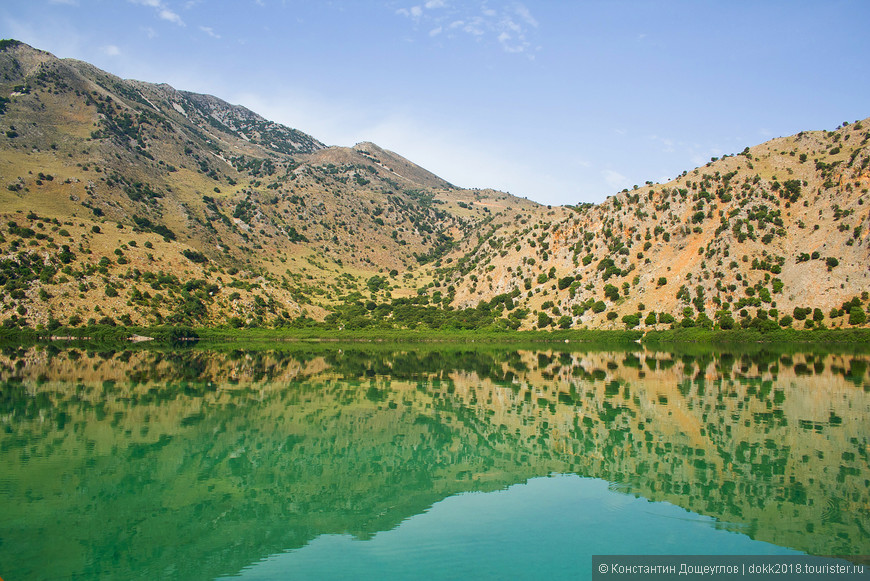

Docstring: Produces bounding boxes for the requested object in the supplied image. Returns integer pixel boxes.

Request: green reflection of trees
[0,345,868,579]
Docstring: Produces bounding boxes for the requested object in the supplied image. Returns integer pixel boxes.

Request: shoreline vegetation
[1,324,869,350]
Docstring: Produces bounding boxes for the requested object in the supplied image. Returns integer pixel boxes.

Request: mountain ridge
[0,39,867,332]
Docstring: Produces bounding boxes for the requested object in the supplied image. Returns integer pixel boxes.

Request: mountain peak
[350,141,455,190]
[0,39,58,77]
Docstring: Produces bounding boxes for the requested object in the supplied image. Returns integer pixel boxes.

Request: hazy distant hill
[0,39,867,331]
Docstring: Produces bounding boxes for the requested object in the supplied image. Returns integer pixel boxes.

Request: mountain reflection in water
[0,345,868,580]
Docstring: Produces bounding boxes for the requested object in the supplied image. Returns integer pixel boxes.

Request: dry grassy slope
[0,39,867,330]
[0,41,532,327]
[450,119,870,329]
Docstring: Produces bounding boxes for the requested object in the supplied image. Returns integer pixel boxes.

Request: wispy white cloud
[396,5,423,20]
[461,17,485,36]
[603,169,628,190]
[199,26,220,39]
[395,1,540,55]
[159,8,184,25]
[102,44,121,56]
[129,0,185,26]
[512,3,537,27]
[647,134,675,153]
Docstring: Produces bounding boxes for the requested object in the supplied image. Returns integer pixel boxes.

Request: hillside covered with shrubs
[0,40,868,335]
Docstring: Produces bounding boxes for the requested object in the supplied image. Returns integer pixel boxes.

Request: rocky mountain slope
[0,39,867,331]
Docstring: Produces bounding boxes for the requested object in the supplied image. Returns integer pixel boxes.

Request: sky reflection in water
[231,475,799,581]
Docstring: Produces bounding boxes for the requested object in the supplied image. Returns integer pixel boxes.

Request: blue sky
[2,1,869,205]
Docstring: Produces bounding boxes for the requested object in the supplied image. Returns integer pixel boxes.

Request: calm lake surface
[1,343,868,579]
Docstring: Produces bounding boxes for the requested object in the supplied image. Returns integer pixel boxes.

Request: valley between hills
[0,39,868,334]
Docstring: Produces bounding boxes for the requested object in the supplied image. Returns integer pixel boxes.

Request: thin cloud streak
[395,1,539,55]
[199,26,220,38]
[129,0,185,26]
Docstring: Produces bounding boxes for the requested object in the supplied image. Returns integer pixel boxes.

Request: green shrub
[849,306,867,326]
[695,313,713,329]
[181,249,208,263]
[622,313,640,328]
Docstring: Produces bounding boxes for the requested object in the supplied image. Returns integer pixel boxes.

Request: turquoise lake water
[227,475,799,581]
[1,345,867,579]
